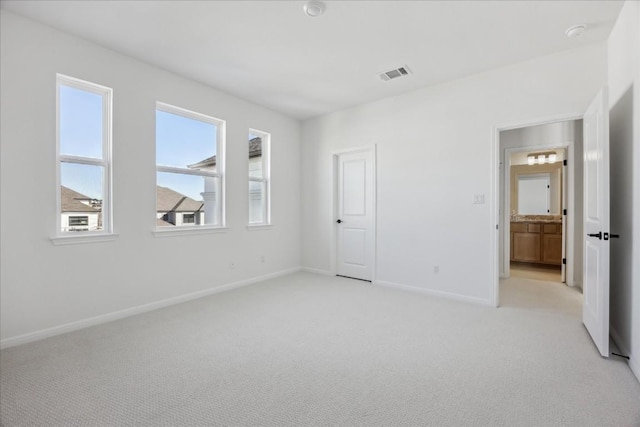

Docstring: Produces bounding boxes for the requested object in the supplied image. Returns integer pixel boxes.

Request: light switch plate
[472,194,485,204]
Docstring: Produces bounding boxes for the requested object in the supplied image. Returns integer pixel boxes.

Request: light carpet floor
[510,263,562,282]
[1,272,639,426]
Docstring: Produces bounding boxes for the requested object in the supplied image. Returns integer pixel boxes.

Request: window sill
[50,233,119,246]
[246,224,273,231]
[153,226,228,238]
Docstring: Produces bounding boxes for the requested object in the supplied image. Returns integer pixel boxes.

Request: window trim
[248,128,271,226]
[54,74,113,241]
[155,102,226,233]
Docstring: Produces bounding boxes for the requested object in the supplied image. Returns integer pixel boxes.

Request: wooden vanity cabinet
[541,224,563,264]
[511,222,541,262]
[510,221,562,266]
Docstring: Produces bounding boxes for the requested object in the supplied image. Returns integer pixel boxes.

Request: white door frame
[330,145,377,281]
[491,112,583,307]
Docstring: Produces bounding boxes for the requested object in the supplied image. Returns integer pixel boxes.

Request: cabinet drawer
[527,223,540,233]
[543,224,558,234]
[511,222,527,233]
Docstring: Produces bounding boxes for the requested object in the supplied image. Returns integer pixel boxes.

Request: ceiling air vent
[379,66,411,81]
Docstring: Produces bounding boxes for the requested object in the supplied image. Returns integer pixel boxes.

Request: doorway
[495,118,584,306]
[508,148,566,284]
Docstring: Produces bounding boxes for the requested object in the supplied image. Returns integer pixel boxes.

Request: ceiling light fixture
[565,24,586,38]
[304,1,326,17]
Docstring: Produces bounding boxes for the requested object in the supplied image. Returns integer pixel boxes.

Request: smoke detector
[565,24,586,38]
[379,66,411,81]
[304,1,325,17]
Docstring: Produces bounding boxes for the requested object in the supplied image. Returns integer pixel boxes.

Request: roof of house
[156,186,203,212]
[187,136,261,169]
[156,218,174,227]
[61,186,100,213]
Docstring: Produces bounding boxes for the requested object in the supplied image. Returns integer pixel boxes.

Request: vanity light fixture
[527,151,558,165]
[304,1,326,17]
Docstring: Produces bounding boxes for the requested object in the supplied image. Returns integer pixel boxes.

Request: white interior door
[336,149,374,281]
[583,87,610,357]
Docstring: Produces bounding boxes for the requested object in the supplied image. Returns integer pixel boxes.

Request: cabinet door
[542,234,563,264]
[513,232,541,262]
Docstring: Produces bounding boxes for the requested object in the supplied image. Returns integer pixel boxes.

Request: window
[57,74,112,235]
[182,213,195,224]
[248,129,270,225]
[156,103,225,229]
[68,216,89,227]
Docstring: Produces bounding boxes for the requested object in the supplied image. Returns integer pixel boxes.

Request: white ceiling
[1,0,623,120]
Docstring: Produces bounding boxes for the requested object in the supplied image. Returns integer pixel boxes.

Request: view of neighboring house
[186,136,262,172]
[62,184,207,229]
[184,136,263,225]
[156,185,204,226]
[60,186,101,232]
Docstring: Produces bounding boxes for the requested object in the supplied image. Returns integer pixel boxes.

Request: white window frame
[154,102,226,235]
[52,74,115,245]
[248,128,271,227]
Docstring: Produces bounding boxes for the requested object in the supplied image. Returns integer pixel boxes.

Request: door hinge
[563,159,567,166]
[562,258,566,265]
[563,209,567,215]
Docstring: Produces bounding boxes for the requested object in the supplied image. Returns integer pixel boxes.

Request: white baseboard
[610,326,630,355]
[301,267,333,276]
[374,280,494,307]
[610,326,639,384]
[0,267,301,350]
[568,281,582,289]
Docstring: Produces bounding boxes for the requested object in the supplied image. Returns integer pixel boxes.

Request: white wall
[302,43,606,304]
[500,122,583,286]
[607,0,640,382]
[0,11,301,344]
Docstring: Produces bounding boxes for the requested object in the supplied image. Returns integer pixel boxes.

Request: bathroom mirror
[517,173,549,214]
[511,163,562,215]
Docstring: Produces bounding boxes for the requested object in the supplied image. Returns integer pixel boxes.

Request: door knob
[336,219,342,224]
[587,232,602,240]
[610,234,620,239]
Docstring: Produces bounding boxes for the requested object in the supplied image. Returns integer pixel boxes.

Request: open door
[582,87,610,357]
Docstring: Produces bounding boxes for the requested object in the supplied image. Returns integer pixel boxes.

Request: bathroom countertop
[511,215,562,223]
